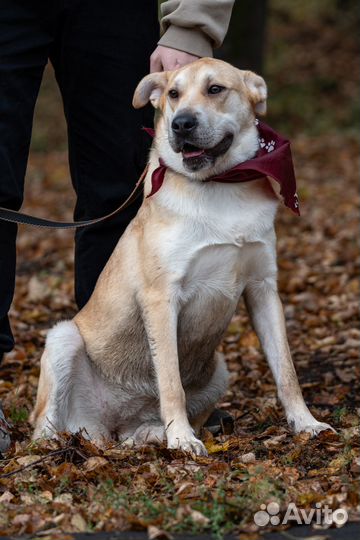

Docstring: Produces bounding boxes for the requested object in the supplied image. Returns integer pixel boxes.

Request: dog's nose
[172,114,197,136]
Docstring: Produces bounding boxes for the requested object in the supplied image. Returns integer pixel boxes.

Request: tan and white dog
[31,58,333,455]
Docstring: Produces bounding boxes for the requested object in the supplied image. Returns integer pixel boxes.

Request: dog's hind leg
[31,348,57,438]
[187,352,229,434]
[31,320,111,441]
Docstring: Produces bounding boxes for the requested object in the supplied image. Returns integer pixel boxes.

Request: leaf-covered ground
[0,2,359,538]
[1,127,359,538]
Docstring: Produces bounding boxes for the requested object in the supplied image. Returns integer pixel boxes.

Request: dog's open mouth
[181,133,234,163]
[182,144,206,159]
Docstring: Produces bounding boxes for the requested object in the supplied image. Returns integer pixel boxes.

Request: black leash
[0,166,147,229]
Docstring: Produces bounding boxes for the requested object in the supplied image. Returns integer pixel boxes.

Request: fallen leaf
[240,452,256,463]
[0,491,14,503]
[16,455,41,466]
[264,434,287,448]
[189,509,210,526]
[70,514,87,532]
[147,525,173,539]
[82,456,109,471]
[205,440,230,454]
[27,275,51,302]
[54,493,73,504]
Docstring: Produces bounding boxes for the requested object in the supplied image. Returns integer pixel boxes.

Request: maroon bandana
[143,120,300,215]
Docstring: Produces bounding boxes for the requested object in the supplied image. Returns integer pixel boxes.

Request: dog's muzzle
[170,113,234,172]
[171,113,198,137]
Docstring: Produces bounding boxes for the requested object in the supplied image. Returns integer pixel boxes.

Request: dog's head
[133,58,267,179]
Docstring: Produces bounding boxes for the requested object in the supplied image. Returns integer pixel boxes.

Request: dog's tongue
[182,148,205,159]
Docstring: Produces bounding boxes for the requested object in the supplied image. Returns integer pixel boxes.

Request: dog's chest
[155,188,273,302]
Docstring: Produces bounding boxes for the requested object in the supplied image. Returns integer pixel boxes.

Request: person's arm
[150,0,234,72]
[159,0,234,57]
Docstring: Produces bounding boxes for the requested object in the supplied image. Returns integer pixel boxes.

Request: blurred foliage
[30,69,67,153]
[265,0,359,135]
[216,0,267,74]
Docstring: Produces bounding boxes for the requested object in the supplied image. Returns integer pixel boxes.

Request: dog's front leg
[244,280,334,436]
[139,288,207,456]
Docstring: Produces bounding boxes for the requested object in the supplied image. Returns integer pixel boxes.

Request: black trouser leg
[51,0,159,308]
[0,2,55,354]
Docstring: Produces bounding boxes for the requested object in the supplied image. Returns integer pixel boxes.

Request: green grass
[9,405,29,424]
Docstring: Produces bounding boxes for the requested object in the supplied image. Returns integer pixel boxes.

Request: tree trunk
[216,0,268,75]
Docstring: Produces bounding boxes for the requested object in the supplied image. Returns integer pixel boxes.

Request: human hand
[150,45,200,73]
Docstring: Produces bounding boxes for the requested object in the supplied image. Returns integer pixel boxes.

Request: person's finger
[174,53,200,69]
[150,46,200,73]
[162,58,178,71]
[159,51,178,71]
[150,52,163,73]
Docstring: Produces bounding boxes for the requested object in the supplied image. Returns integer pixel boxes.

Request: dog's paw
[300,421,336,437]
[167,432,208,456]
[290,415,336,437]
[133,424,165,445]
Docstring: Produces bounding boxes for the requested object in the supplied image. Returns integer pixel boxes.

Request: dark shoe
[204,409,234,436]
[0,354,11,453]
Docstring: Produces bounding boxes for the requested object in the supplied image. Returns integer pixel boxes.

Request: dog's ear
[242,71,267,115]
[132,72,169,109]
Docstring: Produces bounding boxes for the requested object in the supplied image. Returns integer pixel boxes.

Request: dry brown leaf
[27,275,51,302]
[189,509,210,526]
[147,525,173,539]
[350,456,360,474]
[240,452,256,463]
[82,456,109,471]
[20,493,37,505]
[175,482,195,496]
[239,331,260,348]
[70,514,87,532]
[205,439,231,454]
[0,491,14,503]
[16,455,41,466]
[54,493,73,504]
[263,434,287,448]
[13,514,30,526]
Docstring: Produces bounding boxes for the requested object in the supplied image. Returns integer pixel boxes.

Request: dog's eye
[208,85,225,95]
[168,89,179,99]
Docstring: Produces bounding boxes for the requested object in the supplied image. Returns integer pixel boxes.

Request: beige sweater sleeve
[158,0,234,58]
